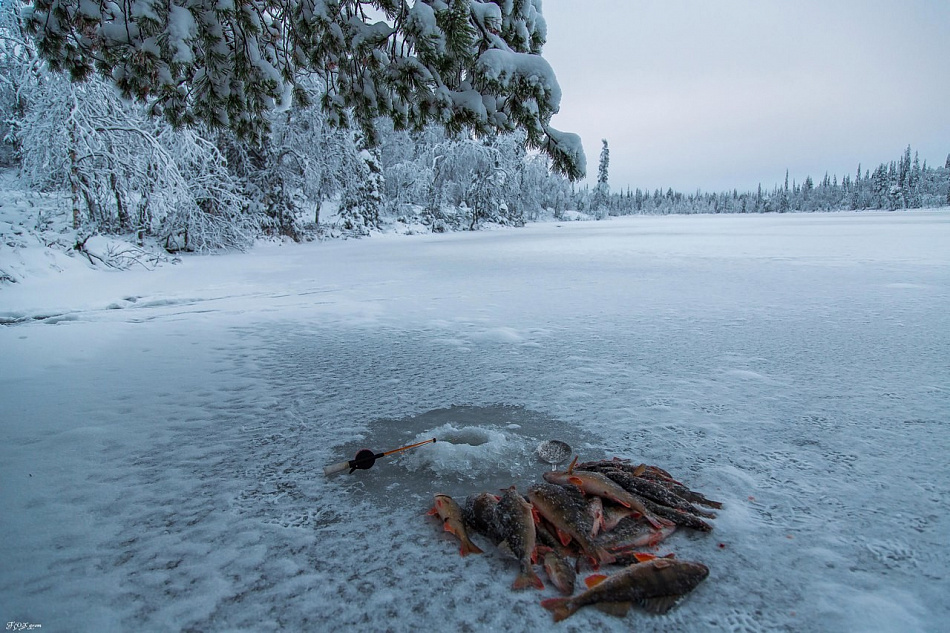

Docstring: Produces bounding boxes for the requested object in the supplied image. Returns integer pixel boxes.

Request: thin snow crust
[2,209,949,632]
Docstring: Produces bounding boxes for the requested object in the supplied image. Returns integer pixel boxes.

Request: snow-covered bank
[2,210,949,632]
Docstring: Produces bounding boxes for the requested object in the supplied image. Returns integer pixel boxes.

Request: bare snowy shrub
[222,102,365,240]
[14,69,251,251]
[376,123,571,229]
[0,0,42,167]
[377,124,434,219]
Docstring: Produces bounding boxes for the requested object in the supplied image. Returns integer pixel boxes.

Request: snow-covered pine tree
[946,154,950,206]
[23,0,586,179]
[597,138,610,187]
[909,151,922,208]
[339,140,384,235]
[779,170,790,213]
[591,138,609,218]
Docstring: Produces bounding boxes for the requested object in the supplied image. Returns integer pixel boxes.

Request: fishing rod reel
[323,438,437,476]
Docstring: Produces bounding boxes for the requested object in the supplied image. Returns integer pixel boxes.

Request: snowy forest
[0,0,580,251]
[590,142,950,217]
[1,0,947,254]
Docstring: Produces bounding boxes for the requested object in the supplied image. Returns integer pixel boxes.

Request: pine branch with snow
[22,0,585,178]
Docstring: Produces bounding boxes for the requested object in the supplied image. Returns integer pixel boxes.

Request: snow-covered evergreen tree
[597,139,610,187]
[339,142,384,235]
[22,0,585,179]
[591,138,609,218]
[908,151,922,208]
[946,154,950,206]
[778,170,790,213]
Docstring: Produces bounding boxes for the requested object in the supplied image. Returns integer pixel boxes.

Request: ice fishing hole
[329,405,606,508]
[439,427,490,447]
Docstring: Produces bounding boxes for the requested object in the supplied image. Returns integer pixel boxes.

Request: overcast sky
[540,0,950,193]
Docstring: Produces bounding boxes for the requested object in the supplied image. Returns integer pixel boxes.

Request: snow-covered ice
[2,210,949,631]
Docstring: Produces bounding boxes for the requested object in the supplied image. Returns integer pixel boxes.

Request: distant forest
[583,145,950,217]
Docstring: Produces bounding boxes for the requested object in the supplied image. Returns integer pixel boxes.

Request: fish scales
[462,492,503,544]
[622,467,723,512]
[543,469,672,530]
[495,486,544,590]
[578,460,724,509]
[540,558,710,622]
[587,495,605,538]
[541,548,576,595]
[534,517,563,550]
[639,496,714,532]
[598,467,717,518]
[431,494,484,556]
[660,481,723,510]
[635,469,724,509]
[596,515,676,550]
[527,483,615,564]
[578,460,677,483]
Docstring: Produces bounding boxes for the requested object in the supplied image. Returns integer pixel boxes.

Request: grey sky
[541,0,950,193]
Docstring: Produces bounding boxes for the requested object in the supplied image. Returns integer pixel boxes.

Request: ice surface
[2,209,949,632]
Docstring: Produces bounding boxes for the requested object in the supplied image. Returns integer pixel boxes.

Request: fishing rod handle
[323,460,351,476]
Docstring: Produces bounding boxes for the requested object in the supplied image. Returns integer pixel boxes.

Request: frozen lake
[2,211,948,631]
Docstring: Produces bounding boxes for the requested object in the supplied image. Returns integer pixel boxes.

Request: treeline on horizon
[588,146,950,217]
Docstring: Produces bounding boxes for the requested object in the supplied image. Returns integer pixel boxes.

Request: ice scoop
[536,439,572,470]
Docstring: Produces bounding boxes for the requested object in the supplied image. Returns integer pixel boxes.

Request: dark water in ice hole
[329,405,609,508]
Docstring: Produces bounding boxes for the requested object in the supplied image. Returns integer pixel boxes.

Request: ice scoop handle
[323,460,351,476]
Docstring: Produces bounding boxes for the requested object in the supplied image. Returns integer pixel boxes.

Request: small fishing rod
[323,438,437,476]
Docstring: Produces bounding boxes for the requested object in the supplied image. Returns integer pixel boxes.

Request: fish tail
[459,537,484,556]
[512,567,544,591]
[597,546,616,565]
[646,513,675,530]
[540,597,577,622]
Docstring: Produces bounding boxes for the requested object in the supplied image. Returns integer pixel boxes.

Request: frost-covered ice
[2,210,949,632]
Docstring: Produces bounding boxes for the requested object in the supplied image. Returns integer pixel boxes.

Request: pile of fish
[427,457,722,622]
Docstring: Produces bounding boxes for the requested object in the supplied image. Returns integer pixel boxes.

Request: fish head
[527,484,569,522]
[543,470,590,489]
[499,485,521,500]
[542,470,570,485]
[433,494,460,518]
[652,558,710,584]
[526,486,551,512]
[679,560,710,581]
